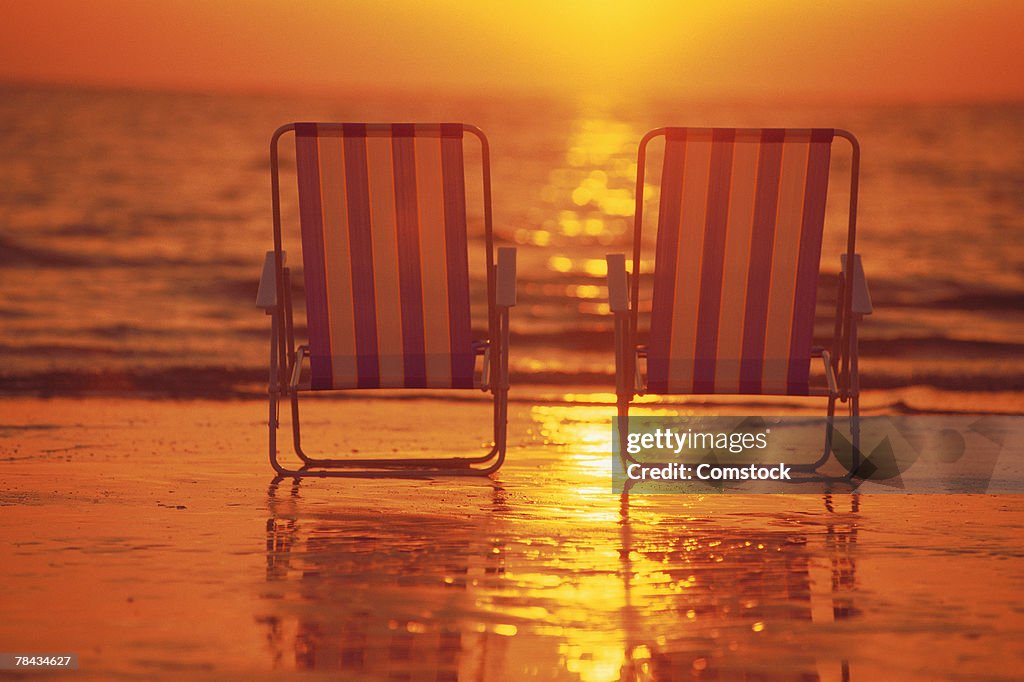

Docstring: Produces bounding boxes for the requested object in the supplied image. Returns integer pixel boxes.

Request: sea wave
[2,364,1023,401]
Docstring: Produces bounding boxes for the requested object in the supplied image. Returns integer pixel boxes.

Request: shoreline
[1,383,1022,416]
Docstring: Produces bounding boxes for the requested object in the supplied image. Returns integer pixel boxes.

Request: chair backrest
[290,123,478,390]
[641,128,836,396]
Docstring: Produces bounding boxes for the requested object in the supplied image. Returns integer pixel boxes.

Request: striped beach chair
[607,128,872,475]
[258,123,516,477]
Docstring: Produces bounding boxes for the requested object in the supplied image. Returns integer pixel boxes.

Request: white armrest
[841,253,872,315]
[821,350,838,396]
[257,251,284,310]
[496,247,517,307]
[290,346,307,389]
[606,254,628,313]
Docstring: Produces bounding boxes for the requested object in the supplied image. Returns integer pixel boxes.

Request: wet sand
[2,396,1023,681]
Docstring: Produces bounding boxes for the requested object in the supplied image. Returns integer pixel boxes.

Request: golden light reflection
[564,645,625,682]
[558,213,583,236]
[518,358,595,375]
[479,562,629,682]
[538,116,646,250]
[530,404,612,459]
[580,302,611,315]
[548,255,573,273]
[485,391,859,680]
[584,218,604,236]
[561,391,619,404]
[513,228,551,246]
[545,255,617,278]
[569,284,602,299]
[582,258,608,277]
[566,119,636,166]
[545,255,652,278]
[559,391,702,407]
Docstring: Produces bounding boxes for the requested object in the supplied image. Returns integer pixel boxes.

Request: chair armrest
[821,350,838,397]
[496,247,517,307]
[841,253,873,315]
[290,346,308,389]
[606,254,629,313]
[257,251,285,310]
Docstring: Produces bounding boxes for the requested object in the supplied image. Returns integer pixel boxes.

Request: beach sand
[2,395,1023,680]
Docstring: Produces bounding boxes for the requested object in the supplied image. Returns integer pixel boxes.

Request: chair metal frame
[607,128,872,479]
[258,123,514,478]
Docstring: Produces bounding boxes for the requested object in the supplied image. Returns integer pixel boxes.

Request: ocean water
[1,84,1022,409]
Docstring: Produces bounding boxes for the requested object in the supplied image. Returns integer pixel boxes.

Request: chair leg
[478,383,509,475]
[849,394,861,475]
[486,306,511,472]
[798,308,863,479]
[290,391,310,463]
[824,395,837,465]
[269,392,287,476]
[267,309,287,476]
[611,310,637,467]
[792,393,867,485]
[274,356,507,477]
[789,396,836,474]
[848,311,862,474]
[617,397,636,466]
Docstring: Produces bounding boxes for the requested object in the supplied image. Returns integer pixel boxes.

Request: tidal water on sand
[2,395,1024,675]
[1,84,1022,411]
[1,398,1022,680]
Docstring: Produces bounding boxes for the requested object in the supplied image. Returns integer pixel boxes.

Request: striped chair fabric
[647,128,834,396]
[294,123,475,390]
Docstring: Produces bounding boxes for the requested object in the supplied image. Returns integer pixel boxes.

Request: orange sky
[1,0,1022,102]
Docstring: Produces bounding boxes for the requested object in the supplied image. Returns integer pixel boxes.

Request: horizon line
[3,76,1022,109]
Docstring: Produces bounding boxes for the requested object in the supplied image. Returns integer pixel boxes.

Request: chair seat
[307,353,479,390]
[645,356,814,396]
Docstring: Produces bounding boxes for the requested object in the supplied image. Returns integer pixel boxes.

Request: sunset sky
[1,0,1022,102]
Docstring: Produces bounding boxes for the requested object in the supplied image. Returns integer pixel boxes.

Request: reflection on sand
[263,473,857,680]
[264,479,511,678]
[3,399,1021,679]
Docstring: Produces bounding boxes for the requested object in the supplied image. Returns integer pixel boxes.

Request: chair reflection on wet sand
[608,128,872,478]
[263,479,509,678]
[258,123,516,478]
[616,493,859,681]
[263,480,859,679]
